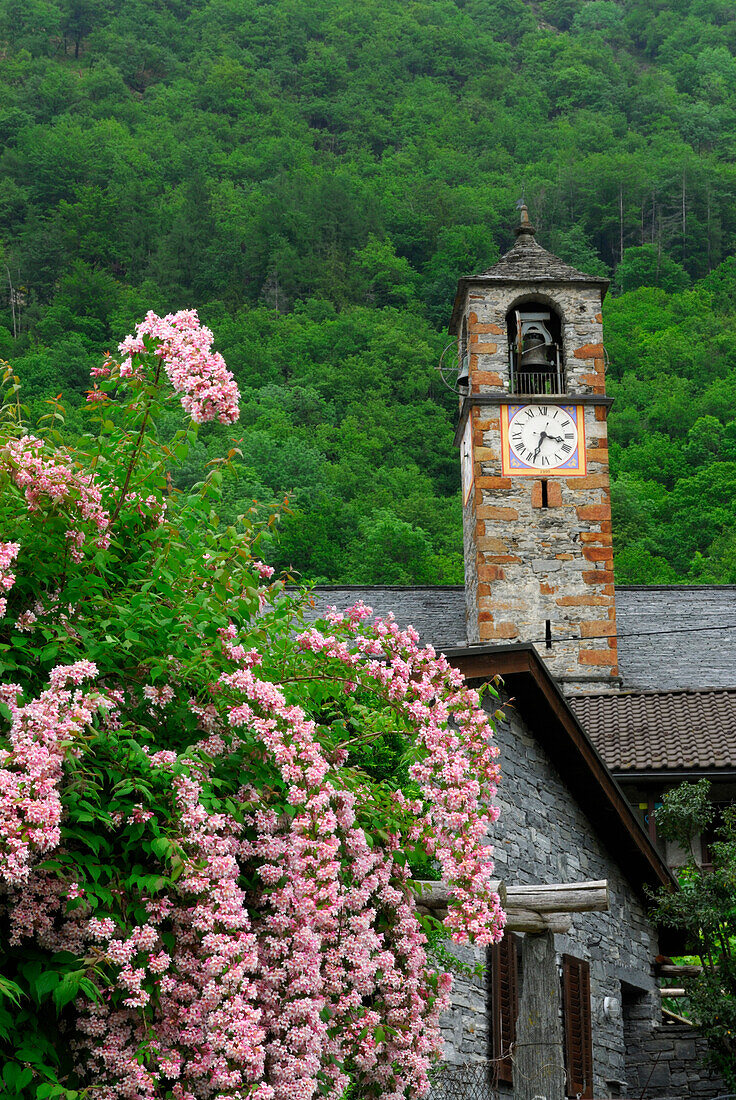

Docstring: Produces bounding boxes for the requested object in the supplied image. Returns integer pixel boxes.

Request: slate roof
[302,586,467,651]
[615,585,736,692]
[569,689,736,773]
[476,231,608,287]
[302,584,736,776]
[448,214,609,332]
[303,584,736,693]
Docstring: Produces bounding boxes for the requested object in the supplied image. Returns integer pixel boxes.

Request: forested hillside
[2,0,736,583]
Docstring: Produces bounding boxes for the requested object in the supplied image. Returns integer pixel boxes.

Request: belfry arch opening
[506,300,565,395]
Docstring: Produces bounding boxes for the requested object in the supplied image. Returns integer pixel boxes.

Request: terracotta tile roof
[569,689,736,773]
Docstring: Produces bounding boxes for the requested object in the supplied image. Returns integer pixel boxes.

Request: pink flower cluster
[0,662,110,885]
[142,683,175,709]
[218,658,452,1100]
[119,310,240,424]
[126,491,167,525]
[296,608,505,947]
[77,776,266,1098]
[253,560,275,580]
[8,866,91,953]
[3,436,110,562]
[0,541,19,618]
[14,590,69,634]
[2,604,503,1100]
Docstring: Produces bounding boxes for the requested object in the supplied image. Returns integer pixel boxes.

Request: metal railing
[509,368,567,396]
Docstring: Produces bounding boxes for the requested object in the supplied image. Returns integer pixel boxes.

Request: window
[700,801,731,869]
[562,955,593,1099]
[490,933,519,1083]
[506,302,565,395]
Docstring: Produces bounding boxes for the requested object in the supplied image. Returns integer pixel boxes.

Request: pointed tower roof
[448,205,609,334]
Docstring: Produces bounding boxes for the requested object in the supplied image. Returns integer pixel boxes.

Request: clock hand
[531,431,547,462]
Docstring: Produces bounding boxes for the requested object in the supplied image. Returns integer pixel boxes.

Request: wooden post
[512,931,566,1100]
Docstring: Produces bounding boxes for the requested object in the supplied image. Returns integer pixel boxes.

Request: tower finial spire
[515,198,536,240]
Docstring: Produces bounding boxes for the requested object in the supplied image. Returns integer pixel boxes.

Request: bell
[457,352,470,389]
[521,332,550,368]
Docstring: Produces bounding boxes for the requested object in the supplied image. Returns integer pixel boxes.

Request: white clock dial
[508,405,578,470]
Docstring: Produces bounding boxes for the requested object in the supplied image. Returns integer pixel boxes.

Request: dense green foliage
[652,781,736,1084]
[3,0,736,582]
[609,259,736,582]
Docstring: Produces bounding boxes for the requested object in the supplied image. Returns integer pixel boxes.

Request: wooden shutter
[562,954,593,1099]
[490,933,518,1083]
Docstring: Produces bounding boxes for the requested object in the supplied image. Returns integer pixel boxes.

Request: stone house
[300,211,735,1096]
[305,587,729,1098]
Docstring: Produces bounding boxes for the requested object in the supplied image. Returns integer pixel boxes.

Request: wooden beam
[657,963,702,978]
[413,879,605,930]
[663,1007,694,1026]
[413,879,506,908]
[660,988,687,998]
[506,879,609,914]
[504,908,572,934]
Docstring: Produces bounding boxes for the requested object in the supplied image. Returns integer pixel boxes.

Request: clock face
[501,405,586,476]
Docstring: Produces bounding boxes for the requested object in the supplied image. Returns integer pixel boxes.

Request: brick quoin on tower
[450,206,619,693]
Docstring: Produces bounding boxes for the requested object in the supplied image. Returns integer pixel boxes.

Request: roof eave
[612,767,736,782]
[448,273,610,334]
[443,642,677,900]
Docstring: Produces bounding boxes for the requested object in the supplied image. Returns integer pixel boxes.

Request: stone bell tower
[450,207,619,693]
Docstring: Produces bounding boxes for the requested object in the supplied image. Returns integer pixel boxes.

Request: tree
[354,235,417,308]
[616,244,690,294]
[61,0,106,58]
[651,780,736,1087]
[0,313,505,1098]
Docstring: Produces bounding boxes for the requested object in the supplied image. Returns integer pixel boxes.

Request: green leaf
[53,972,82,1012]
[17,1067,33,1090]
[3,1063,19,1089]
[0,975,24,1004]
[34,971,60,998]
[78,977,100,1002]
[14,1048,43,1063]
[150,837,172,860]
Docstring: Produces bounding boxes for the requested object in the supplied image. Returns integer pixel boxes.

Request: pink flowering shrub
[0,540,19,617]
[0,661,110,885]
[0,320,504,1100]
[118,309,239,424]
[3,436,110,563]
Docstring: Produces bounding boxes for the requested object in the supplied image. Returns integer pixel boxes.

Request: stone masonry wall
[464,283,604,398]
[623,1020,727,1099]
[459,280,618,690]
[438,697,663,1098]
